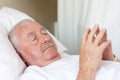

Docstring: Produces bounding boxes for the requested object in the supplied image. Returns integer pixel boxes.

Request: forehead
[18,22,43,30]
[17,22,43,32]
[16,22,43,35]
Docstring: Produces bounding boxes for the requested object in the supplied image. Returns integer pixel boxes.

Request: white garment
[18,55,120,80]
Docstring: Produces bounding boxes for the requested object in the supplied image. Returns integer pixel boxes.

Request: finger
[82,28,91,43]
[94,29,106,45]
[93,24,100,41]
[95,24,100,36]
[87,25,99,43]
[99,28,107,45]
[103,29,107,41]
[99,40,111,52]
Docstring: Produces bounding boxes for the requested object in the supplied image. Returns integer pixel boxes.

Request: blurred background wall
[0,0,57,34]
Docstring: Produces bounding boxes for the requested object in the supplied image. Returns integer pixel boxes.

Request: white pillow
[0,6,68,80]
[0,25,26,80]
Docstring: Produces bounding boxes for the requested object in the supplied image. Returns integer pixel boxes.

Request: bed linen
[18,55,120,80]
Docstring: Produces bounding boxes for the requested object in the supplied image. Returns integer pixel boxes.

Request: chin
[48,51,61,61]
[44,47,60,59]
[40,55,61,67]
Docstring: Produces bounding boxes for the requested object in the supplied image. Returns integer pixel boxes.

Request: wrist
[77,68,96,80]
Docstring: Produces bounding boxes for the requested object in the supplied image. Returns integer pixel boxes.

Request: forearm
[77,68,96,80]
[77,25,110,80]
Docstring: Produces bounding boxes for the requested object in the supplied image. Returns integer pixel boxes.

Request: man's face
[16,22,61,67]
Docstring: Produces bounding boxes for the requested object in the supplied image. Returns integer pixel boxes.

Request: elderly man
[9,19,61,67]
[8,19,115,80]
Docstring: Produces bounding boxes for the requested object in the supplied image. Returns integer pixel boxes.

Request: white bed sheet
[18,55,120,80]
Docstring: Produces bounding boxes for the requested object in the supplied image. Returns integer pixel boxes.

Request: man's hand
[77,25,111,80]
[94,24,114,60]
[96,25,114,60]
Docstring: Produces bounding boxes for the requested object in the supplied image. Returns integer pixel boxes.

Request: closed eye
[27,31,37,42]
[30,35,37,41]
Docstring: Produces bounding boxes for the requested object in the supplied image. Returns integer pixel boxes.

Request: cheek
[23,45,42,56]
[22,47,34,57]
[52,40,57,49]
[49,37,57,48]
[22,46,43,61]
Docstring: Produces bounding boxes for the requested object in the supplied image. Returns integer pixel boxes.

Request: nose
[39,35,50,43]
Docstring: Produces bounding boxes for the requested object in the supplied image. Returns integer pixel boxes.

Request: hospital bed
[1,7,120,80]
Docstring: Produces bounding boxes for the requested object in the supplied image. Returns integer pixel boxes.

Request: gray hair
[8,19,35,54]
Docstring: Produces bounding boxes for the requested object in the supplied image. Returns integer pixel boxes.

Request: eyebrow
[28,31,34,35]
[27,31,36,36]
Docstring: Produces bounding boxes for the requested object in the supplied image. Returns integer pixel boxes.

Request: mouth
[42,41,54,52]
[41,41,60,61]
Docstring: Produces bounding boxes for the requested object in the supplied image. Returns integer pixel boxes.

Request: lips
[42,41,54,52]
